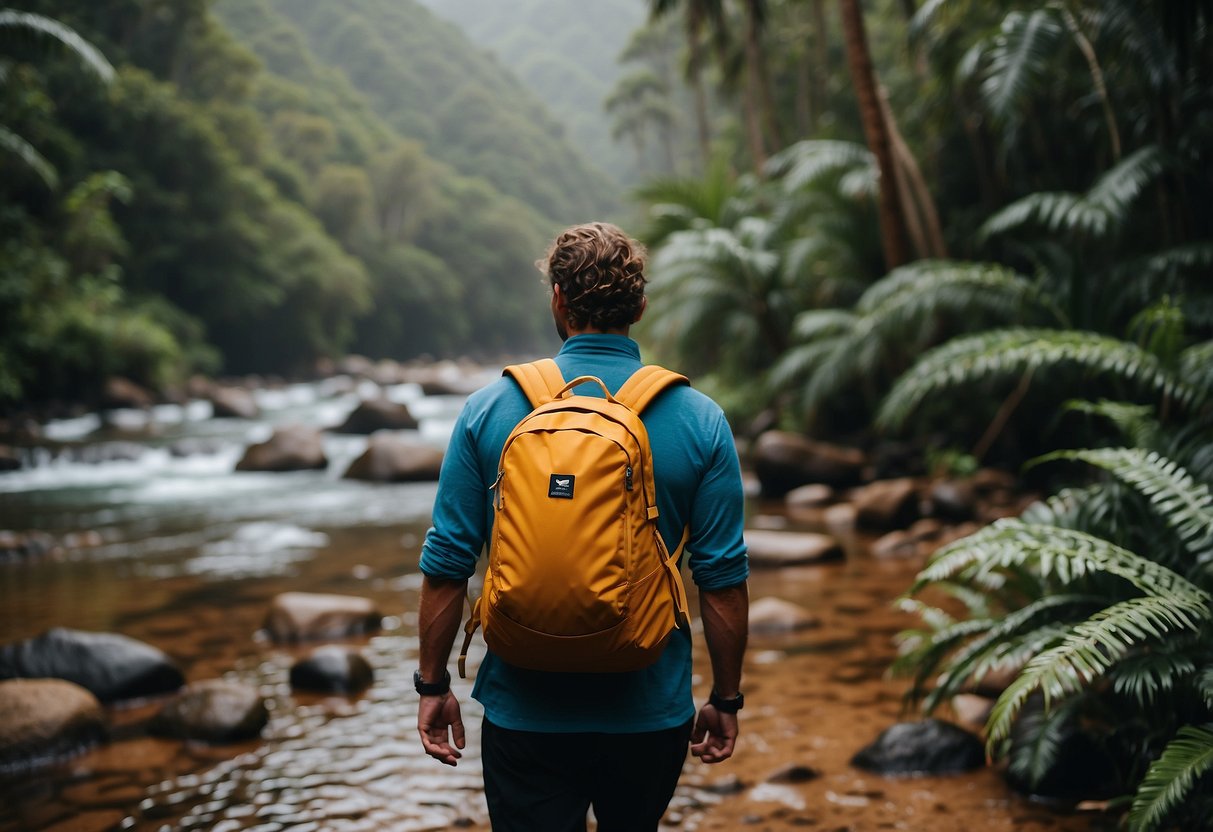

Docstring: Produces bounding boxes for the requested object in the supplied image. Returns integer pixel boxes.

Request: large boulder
[264,592,382,643]
[0,628,183,703]
[210,386,261,420]
[289,646,374,694]
[853,478,920,530]
[343,435,443,482]
[851,719,985,775]
[153,680,267,743]
[744,530,843,567]
[751,431,866,497]
[0,679,106,774]
[335,399,419,434]
[236,425,327,472]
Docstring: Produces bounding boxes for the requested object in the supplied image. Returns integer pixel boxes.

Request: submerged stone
[851,718,985,775]
[290,645,374,694]
[0,679,106,774]
[153,680,267,743]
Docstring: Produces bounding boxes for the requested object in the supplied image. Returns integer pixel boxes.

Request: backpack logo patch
[548,474,575,499]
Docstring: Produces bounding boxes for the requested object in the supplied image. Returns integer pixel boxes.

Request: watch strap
[414,668,451,696]
[709,688,744,713]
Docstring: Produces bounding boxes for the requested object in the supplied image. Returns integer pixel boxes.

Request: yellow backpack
[458,359,691,677]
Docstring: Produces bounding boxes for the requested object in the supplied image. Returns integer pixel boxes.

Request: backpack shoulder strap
[502,359,566,408]
[614,365,689,413]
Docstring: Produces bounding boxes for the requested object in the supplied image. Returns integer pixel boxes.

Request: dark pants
[480,717,693,832]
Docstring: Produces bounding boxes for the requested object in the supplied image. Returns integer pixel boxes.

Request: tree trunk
[687,5,713,167]
[745,0,782,154]
[811,0,829,129]
[838,0,910,270]
[879,86,947,258]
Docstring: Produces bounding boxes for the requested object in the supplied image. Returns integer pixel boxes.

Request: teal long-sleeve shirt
[419,334,748,733]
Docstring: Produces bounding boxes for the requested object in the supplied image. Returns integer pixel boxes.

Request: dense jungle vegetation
[619,1,1212,827]
[0,0,616,405]
[2,0,1212,823]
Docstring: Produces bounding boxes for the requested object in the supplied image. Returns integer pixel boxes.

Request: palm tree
[838,0,910,270]
[648,0,724,167]
[0,9,113,188]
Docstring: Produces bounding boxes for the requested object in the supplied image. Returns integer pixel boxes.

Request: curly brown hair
[538,222,647,332]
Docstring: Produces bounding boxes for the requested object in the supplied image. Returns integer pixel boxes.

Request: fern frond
[1006,696,1082,787]
[0,10,114,82]
[1126,723,1213,832]
[986,595,1212,748]
[1063,400,1160,449]
[876,328,1201,432]
[911,519,1209,604]
[1086,146,1168,218]
[980,9,1064,123]
[1179,340,1213,396]
[980,191,1110,240]
[0,125,56,188]
[1041,448,1213,556]
[1111,649,1197,704]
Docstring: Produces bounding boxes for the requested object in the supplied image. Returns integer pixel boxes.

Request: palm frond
[0,10,114,82]
[980,191,1110,240]
[980,9,1064,124]
[1039,448,1213,556]
[986,594,1212,748]
[1126,723,1213,832]
[1086,145,1168,218]
[765,140,874,192]
[876,328,1202,433]
[0,125,57,188]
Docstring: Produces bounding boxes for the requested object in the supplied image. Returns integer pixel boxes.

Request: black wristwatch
[708,688,744,713]
[414,668,451,696]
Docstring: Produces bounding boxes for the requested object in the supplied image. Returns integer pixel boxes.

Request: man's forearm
[699,582,749,696]
[418,574,468,680]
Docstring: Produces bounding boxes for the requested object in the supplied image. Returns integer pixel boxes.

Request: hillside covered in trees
[1,0,615,407]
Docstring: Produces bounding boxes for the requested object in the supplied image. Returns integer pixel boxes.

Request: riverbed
[0,375,1113,831]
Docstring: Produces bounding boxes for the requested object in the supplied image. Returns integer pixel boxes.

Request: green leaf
[1126,723,1213,832]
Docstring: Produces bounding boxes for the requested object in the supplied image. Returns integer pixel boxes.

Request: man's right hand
[418,692,465,766]
[689,702,738,763]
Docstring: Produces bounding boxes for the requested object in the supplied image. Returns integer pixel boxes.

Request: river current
[0,373,1107,831]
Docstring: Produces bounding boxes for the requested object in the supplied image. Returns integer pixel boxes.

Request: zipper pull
[625,466,633,491]
[490,471,504,509]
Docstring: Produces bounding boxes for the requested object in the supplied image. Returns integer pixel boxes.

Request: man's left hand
[690,702,738,763]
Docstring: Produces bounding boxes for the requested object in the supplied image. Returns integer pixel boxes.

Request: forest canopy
[0,0,617,406]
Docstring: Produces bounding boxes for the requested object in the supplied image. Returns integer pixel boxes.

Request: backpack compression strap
[502,359,565,408]
[614,365,689,413]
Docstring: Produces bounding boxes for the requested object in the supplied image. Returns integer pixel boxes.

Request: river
[0,373,1110,831]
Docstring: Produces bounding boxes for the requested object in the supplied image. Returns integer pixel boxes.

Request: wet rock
[744,530,843,567]
[264,592,382,643]
[75,441,145,465]
[167,437,225,458]
[342,435,443,482]
[0,530,61,562]
[822,502,857,529]
[766,764,821,784]
[785,484,834,508]
[0,444,21,471]
[153,680,267,743]
[870,530,918,559]
[853,478,920,530]
[702,773,747,795]
[905,518,944,542]
[851,718,985,775]
[0,679,106,774]
[928,479,977,521]
[289,645,374,694]
[749,597,820,635]
[751,431,866,496]
[871,440,923,479]
[951,694,994,729]
[369,359,407,386]
[209,386,260,420]
[236,425,327,472]
[101,377,154,410]
[403,361,487,396]
[0,628,184,703]
[335,398,419,434]
[971,467,1017,492]
[337,354,375,378]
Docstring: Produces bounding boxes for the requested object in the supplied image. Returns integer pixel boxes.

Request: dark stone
[752,431,866,497]
[167,437,226,458]
[701,773,747,795]
[236,425,327,472]
[0,679,106,774]
[766,764,821,784]
[100,377,154,410]
[0,628,184,704]
[851,719,985,776]
[289,645,374,694]
[335,398,419,434]
[870,440,924,479]
[928,479,977,521]
[0,445,20,471]
[342,435,443,482]
[853,478,920,530]
[153,680,267,743]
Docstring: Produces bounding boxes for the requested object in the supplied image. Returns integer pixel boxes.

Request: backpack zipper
[489,470,504,509]
[625,466,633,491]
